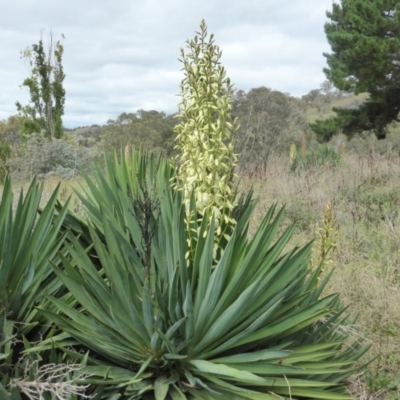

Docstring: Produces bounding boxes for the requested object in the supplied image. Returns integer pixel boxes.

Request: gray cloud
[1,0,333,127]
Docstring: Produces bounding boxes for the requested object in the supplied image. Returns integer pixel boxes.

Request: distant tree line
[0,84,337,180]
[101,110,177,155]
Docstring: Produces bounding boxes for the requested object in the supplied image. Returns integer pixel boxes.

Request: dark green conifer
[312,0,400,141]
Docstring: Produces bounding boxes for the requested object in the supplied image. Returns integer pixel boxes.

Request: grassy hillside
[305,92,370,123]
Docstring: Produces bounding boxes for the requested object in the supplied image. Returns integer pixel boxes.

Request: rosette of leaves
[38,151,368,399]
[174,20,239,254]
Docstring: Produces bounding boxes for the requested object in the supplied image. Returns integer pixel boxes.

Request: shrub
[6,133,96,180]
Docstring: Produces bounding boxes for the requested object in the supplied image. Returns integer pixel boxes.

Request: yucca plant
[32,150,368,400]
[34,20,368,399]
[0,176,71,397]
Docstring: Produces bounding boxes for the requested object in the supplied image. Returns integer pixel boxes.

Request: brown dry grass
[239,143,400,399]
[1,175,86,217]
[306,92,370,123]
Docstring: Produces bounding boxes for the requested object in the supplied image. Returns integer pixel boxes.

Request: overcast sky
[1,0,335,128]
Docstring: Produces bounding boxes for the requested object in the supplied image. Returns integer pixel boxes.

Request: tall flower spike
[174,20,239,259]
[310,199,339,290]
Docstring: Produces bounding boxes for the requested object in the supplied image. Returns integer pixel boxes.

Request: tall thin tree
[16,32,66,140]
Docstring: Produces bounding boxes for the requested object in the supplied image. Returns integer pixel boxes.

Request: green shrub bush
[6,133,96,180]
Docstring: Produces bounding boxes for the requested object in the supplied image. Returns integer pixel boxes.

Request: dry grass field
[239,137,400,399]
